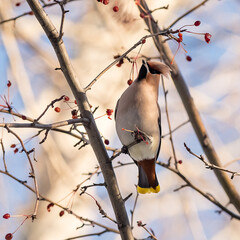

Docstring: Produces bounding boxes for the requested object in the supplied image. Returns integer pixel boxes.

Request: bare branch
[35,95,65,122]
[0,139,7,172]
[130,190,139,229]
[139,0,240,214]
[26,0,134,238]
[161,77,178,170]
[184,143,240,178]
[167,0,210,29]
[0,169,119,234]
[157,161,240,220]
[64,230,108,240]
[5,126,39,219]
[162,120,190,138]
[0,118,89,130]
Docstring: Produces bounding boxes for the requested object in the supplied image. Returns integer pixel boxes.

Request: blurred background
[0,0,240,239]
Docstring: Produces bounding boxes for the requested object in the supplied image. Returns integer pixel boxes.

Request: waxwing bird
[115,60,171,194]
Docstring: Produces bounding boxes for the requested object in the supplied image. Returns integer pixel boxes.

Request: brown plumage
[115,60,171,194]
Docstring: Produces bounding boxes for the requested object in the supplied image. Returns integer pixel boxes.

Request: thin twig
[137,221,158,240]
[84,30,181,92]
[64,230,108,240]
[130,190,139,229]
[162,120,190,138]
[161,76,178,170]
[0,139,7,172]
[54,0,69,41]
[5,126,39,219]
[0,169,119,233]
[0,118,89,129]
[35,95,65,122]
[167,0,210,29]
[139,0,240,213]
[184,143,240,179]
[157,161,240,220]
[83,192,118,224]
[0,109,88,141]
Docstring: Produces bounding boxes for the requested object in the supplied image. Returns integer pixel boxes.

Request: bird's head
[137,60,171,83]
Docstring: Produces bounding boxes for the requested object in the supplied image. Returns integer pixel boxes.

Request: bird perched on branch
[115,60,170,194]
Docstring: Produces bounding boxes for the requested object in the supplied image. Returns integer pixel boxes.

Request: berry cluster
[171,20,212,64]
[96,0,119,12]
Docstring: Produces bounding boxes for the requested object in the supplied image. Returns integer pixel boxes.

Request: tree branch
[139,0,240,214]
[25,0,133,239]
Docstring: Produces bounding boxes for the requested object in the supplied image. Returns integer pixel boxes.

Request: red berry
[103,0,109,4]
[113,6,119,12]
[142,39,146,44]
[194,20,201,26]
[14,148,18,154]
[74,100,77,104]
[15,2,21,6]
[71,109,78,116]
[104,139,109,145]
[21,115,27,120]
[28,11,34,15]
[47,203,54,212]
[137,220,142,227]
[7,81,11,87]
[59,210,65,217]
[178,160,183,164]
[140,12,145,18]
[178,32,183,38]
[54,107,61,113]
[3,213,10,219]
[64,96,70,101]
[127,79,133,86]
[106,109,113,116]
[5,233,13,240]
[186,56,192,62]
[204,33,212,44]
[10,144,16,148]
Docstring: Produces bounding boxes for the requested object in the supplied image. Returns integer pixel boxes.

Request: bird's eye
[149,68,160,74]
[147,63,161,74]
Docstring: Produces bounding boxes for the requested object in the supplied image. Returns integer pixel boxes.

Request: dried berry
[103,0,109,5]
[47,203,54,212]
[15,2,21,7]
[10,144,16,148]
[59,210,65,217]
[113,6,119,12]
[178,160,183,164]
[21,115,27,120]
[127,79,133,86]
[54,107,61,113]
[71,109,78,116]
[104,139,109,145]
[142,39,146,44]
[194,20,201,26]
[5,233,13,240]
[204,33,212,44]
[3,213,10,219]
[64,96,70,101]
[14,148,18,154]
[7,81,11,87]
[186,56,192,62]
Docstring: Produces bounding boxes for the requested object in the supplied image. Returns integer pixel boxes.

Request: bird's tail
[137,159,160,194]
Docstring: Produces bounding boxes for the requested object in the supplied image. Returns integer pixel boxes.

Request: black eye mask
[147,63,161,74]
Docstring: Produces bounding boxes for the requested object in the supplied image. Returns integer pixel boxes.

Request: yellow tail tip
[137,185,160,194]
